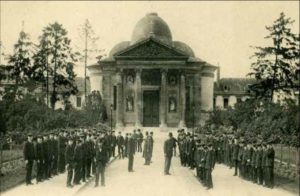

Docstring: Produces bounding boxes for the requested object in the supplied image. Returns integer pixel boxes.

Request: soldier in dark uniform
[111,131,117,157]
[265,142,275,188]
[58,130,67,173]
[86,134,93,178]
[149,132,154,163]
[143,132,152,165]
[204,143,214,189]
[23,134,35,185]
[124,133,129,158]
[52,133,59,175]
[132,130,138,152]
[117,132,125,159]
[238,142,245,178]
[35,135,44,183]
[255,143,263,185]
[164,132,175,175]
[232,138,239,176]
[127,133,135,172]
[42,134,50,180]
[137,129,143,152]
[48,133,55,177]
[81,135,88,182]
[73,137,83,185]
[251,144,257,183]
[94,139,108,187]
[244,143,253,180]
[65,137,75,188]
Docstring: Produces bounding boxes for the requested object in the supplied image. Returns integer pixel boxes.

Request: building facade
[88,13,217,129]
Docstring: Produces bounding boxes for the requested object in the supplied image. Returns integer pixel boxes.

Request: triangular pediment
[114,38,188,60]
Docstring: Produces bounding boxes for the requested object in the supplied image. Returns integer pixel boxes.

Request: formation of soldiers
[177,129,275,190]
[23,128,154,187]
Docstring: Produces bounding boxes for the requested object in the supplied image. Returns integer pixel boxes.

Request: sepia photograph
[0,1,299,196]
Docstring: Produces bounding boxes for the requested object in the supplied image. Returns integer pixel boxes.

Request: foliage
[249,12,300,100]
[33,22,79,109]
[206,98,299,147]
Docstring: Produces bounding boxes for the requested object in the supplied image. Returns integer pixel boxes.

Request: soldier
[94,139,108,187]
[35,135,44,183]
[137,129,143,152]
[42,134,50,180]
[65,137,75,188]
[124,133,129,158]
[238,142,245,178]
[149,132,154,163]
[116,132,125,159]
[163,132,175,175]
[251,144,257,183]
[81,135,88,182]
[73,137,83,185]
[265,142,275,188]
[23,134,35,185]
[110,131,117,157]
[52,133,59,175]
[143,132,152,165]
[244,142,253,180]
[232,138,239,176]
[255,143,263,185]
[127,133,135,172]
[204,143,214,189]
[58,130,67,173]
[132,129,138,151]
[86,134,93,178]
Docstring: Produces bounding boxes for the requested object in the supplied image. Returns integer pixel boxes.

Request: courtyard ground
[1,129,298,196]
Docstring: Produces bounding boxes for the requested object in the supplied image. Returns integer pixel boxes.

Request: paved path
[2,130,298,196]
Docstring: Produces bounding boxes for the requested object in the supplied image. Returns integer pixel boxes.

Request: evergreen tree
[8,31,34,83]
[33,22,79,109]
[249,12,300,100]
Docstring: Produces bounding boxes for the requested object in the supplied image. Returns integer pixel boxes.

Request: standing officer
[52,133,59,175]
[111,131,117,157]
[35,135,44,183]
[116,132,125,159]
[204,143,214,190]
[127,133,135,172]
[58,130,67,173]
[143,132,152,165]
[42,134,50,180]
[23,134,35,185]
[86,134,93,178]
[232,138,239,176]
[94,139,107,187]
[164,132,175,175]
[137,129,143,152]
[124,133,129,158]
[255,143,263,185]
[73,137,83,185]
[149,132,154,163]
[65,137,75,188]
[265,142,275,188]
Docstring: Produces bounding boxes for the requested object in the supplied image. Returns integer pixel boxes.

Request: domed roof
[131,13,173,46]
[173,41,195,57]
[109,41,130,57]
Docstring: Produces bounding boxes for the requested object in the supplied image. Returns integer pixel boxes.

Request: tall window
[113,86,117,110]
[76,96,82,108]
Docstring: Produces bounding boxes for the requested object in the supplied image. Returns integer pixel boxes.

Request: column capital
[160,68,168,74]
[135,68,142,76]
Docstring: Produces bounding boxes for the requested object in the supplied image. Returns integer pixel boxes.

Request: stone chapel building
[88,13,217,129]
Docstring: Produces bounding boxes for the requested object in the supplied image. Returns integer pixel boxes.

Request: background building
[88,13,217,129]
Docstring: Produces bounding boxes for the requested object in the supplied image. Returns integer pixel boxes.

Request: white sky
[0,1,299,78]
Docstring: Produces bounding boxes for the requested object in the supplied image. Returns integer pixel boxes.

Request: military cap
[27,133,33,137]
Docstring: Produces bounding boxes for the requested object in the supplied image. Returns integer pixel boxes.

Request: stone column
[135,69,142,127]
[200,65,215,125]
[178,71,186,128]
[159,69,167,128]
[116,71,124,128]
